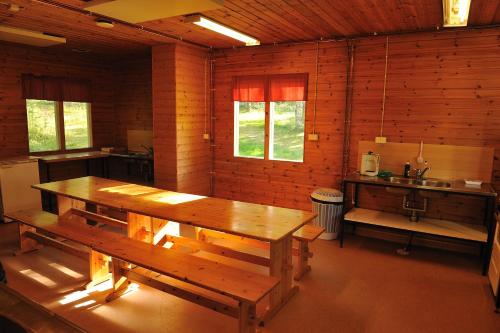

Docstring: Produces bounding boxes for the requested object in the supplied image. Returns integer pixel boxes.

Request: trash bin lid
[311,188,343,203]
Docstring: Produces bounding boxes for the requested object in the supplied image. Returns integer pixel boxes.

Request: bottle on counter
[403,161,411,178]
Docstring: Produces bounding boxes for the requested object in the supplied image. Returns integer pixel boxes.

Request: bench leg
[105,258,130,302]
[127,212,152,243]
[239,302,257,333]
[85,250,110,290]
[294,241,311,281]
[15,224,42,255]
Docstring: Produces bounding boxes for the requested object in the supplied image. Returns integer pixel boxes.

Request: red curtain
[269,73,308,101]
[63,78,92,103]
[22,74,63,101]
[232,76,266,102]
[22,74,92,102]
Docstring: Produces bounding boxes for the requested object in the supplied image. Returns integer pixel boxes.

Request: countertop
[36,151,109,163]
[35,151,153,163]
[343,173,497,198]
[0,156,39,166]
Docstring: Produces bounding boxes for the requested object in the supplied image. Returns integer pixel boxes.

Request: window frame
[25,99,93,154]
[233,101,266,160]
[232,74,307,163]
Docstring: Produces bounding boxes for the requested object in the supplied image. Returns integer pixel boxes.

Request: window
[233,74,308,162]
[26,100,91,153]
[234,101,265,158]
[269,101,305,162]
[22,74,92,153]
[63,102,91,149]
[26,100,59,152]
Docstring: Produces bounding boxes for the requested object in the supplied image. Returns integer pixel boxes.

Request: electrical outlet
[308,133,319,141]
[203,133,210,140]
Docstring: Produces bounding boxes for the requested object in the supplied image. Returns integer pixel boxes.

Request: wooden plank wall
[212,28,500,212]
[113,54,153,148]
[213,43,348,210]
[152,44,211,195]
[0,41,116,157]
[152,44,177,190]
[174,44,211,195]
[348,28,500,224]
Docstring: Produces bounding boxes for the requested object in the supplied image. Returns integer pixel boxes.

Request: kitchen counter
[342,173,497,274]
[343,173,497,197]
[109,152,153,160]
[35,151,108,163]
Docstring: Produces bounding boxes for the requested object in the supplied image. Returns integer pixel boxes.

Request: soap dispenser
[403,162,411,178]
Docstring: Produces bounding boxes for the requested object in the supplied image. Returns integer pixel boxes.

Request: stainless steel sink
[385,177,451,188]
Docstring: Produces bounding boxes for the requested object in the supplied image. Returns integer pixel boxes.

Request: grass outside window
[26,99,92,153]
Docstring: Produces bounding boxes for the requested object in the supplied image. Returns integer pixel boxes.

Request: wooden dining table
[33,176,316,320]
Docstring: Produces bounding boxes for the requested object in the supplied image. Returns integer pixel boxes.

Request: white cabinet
[0,157,41,222]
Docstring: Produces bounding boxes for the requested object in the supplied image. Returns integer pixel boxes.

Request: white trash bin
[311,188,343,240]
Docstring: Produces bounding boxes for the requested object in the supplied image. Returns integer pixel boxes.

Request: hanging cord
[204,57,208,135]
[341,40,355,180]
[380,36,389,137]
[312,41,320,134]
[209,51,216,196]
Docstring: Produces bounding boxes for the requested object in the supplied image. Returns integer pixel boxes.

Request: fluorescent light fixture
[443,0,471,27]
[95,19,115,29]
[186,15,260,46]
[0,25,66,47]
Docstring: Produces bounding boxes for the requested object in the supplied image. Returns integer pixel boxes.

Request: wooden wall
[152,44,177,190]
[212,28,500,212]
[348,28,500,186]
[113,54,153,147]
[152,44,211,195]
[0,41,116,157]
[348,28,500,223]
[213,43,348,210]
[175,44,211,195]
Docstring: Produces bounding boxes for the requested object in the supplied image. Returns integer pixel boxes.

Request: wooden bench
[194,223,325,281]
[292,224,325,280]
[8,209,279,333]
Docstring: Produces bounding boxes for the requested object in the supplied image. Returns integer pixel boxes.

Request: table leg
[127,212,153,243]
[105,258,130,302]
[57,195,85,217]
[263,234,296,322]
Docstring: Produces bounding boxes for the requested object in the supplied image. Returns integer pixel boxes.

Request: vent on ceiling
[0,25,66,47]
[84,0,224,24]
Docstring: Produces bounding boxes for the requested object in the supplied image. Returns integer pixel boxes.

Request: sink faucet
[415,162,431,180]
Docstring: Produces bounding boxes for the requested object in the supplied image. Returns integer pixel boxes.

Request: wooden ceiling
[0,0,499,55]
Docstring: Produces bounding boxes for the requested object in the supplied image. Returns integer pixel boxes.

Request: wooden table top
[33,177,316,242]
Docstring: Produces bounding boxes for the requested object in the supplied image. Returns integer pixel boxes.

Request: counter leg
[482,197,495,275]
[339,181,348,248]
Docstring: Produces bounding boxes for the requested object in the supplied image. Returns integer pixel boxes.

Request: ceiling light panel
[0,25,66,47]
[84,0,224,24]
[443,0,471,27]
[186,15,260,46]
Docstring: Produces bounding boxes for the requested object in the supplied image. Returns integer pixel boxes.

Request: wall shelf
[344,208,488,243]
